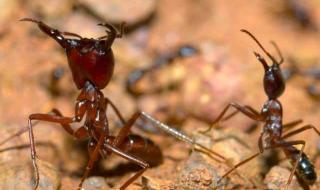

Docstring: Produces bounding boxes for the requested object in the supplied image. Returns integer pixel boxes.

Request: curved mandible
[20,18,71,49]
[97,22,125,48]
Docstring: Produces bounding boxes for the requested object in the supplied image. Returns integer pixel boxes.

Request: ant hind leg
[282,124,320,139]
[103,143,149,190]
[282,119,303,132]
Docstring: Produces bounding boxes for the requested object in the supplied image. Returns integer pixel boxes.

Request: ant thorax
[261,99,283,138]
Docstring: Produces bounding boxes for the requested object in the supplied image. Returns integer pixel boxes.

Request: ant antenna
[240,29,277,64]
[270,41,284,64]
[19,17,39,23]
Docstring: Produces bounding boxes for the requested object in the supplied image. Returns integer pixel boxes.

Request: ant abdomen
[296,153,317,185]
[284,145,317,185]
[104,135,163,167]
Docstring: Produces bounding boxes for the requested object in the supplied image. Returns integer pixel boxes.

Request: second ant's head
[241,29,285,99]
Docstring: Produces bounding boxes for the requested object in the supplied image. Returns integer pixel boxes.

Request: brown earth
[0,0,320,189]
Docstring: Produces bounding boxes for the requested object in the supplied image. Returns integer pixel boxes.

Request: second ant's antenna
[240,29,277,64]
[270,41,284,64]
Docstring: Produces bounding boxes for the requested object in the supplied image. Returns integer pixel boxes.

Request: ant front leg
[201,102,266,133]
[27,113,74,190]
[27,101,89,189]
[28,109,91,189]
[0,108,87,147]
[220,105,261,123]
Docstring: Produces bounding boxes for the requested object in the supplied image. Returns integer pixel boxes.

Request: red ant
[203,30,319,189]
[0,18,226,190]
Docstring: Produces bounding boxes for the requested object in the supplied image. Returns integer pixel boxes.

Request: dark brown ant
[126,45,199,96]
[0,18,226,190]
[203,30,319,189]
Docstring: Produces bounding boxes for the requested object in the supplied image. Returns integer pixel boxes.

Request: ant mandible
[203,29,319,189]
[0,18,226,190]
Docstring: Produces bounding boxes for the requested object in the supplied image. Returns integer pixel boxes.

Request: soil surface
[1,0,320,190]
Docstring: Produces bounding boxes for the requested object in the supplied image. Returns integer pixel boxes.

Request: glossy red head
[21,18,124,89]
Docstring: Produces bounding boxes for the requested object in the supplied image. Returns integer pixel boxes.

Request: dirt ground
[1,0,320,190]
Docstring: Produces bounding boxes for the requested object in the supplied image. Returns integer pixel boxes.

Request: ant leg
[27,108,90,190]
[201,103,265,133]
[50,108,89,139]
[282,124,320,139]
[0,108,86,147]
[104,97,126,125]
[221,105,260,122]
[112,112,140,148]
[288,141,305,189]
[140,112,226,161]
[78,127,107,190]
[217,152,261,183]
[103,143,149,190]
[110,111,225,162]
[0,121,39,147]
[268,140,306,189]
[104,98,156,134]
[282,119,303,132]
[27,113,73,190]
[217,140,305,188]
[79,113,147,189]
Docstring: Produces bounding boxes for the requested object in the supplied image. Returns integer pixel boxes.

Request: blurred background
[0,0,320,189]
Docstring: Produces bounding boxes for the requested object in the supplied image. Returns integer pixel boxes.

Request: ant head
[21,18,125,90]
[241,29,285,99]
